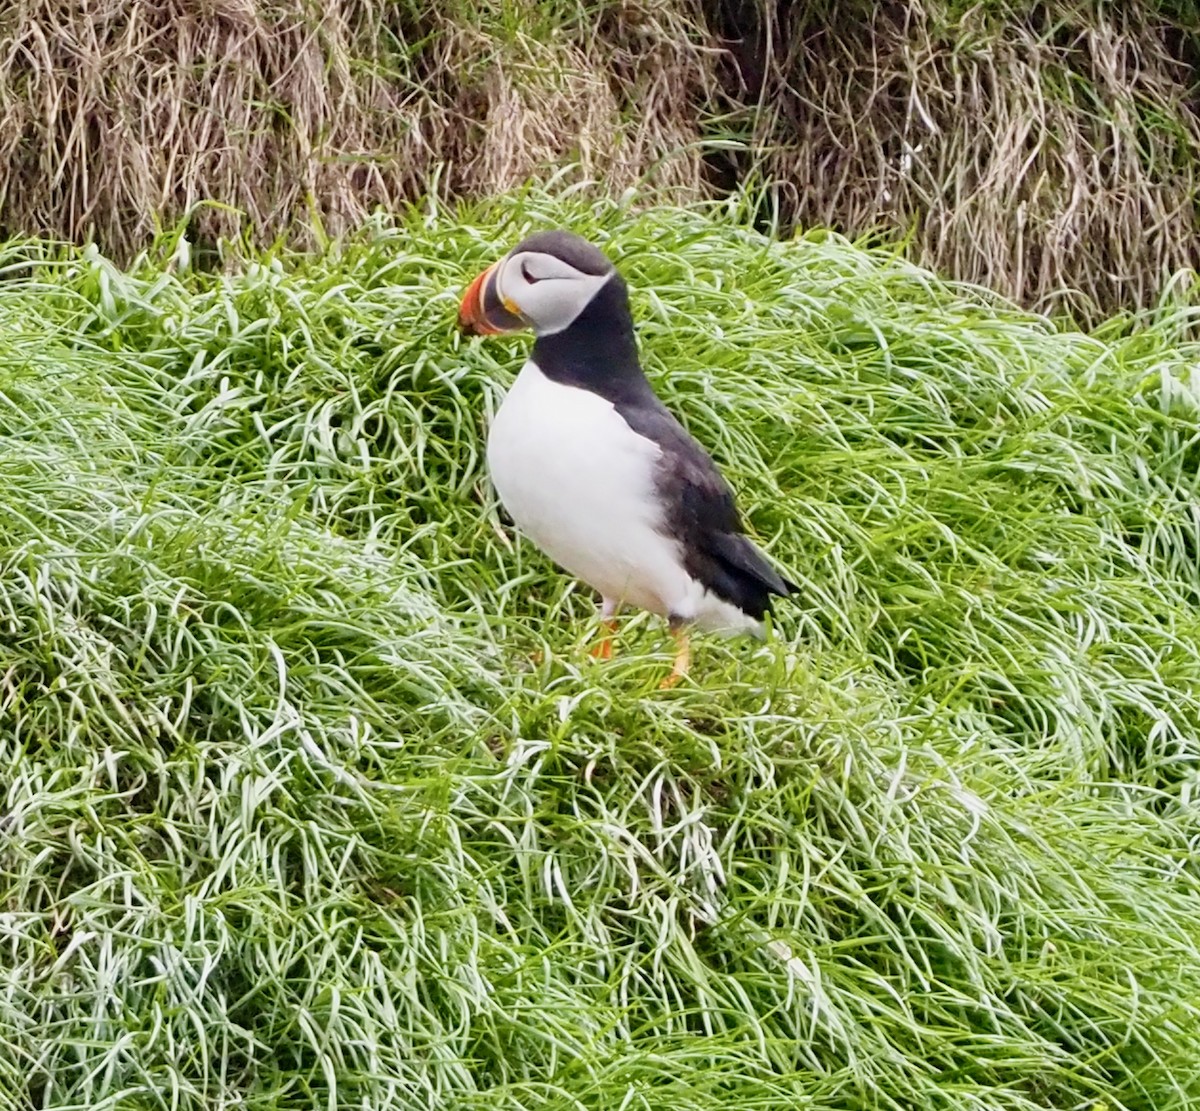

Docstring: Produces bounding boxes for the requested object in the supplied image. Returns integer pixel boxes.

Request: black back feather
[615,395,795,620]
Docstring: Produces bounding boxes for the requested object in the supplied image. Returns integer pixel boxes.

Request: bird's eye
[521,262,541,284]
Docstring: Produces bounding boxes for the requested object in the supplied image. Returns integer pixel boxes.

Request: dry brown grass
[0,0,439,253]
[0,0,1197,319]
[0,0,717,256]
[447,2,717,199]
[714,0,1200,320]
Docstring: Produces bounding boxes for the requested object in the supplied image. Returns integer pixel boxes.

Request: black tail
[702,532,795,620]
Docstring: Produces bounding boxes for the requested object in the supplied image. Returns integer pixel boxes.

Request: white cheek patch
[499,252,613,336]
[526,271,612,336]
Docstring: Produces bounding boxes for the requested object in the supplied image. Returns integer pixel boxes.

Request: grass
[2,189,1200,1109]
[1,1,1197,319]
[0,0,715,261]
[711,0,1200,322]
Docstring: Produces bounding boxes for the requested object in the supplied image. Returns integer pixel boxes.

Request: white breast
[486,360,760,634]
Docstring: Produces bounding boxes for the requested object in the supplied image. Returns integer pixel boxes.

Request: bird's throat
[530,277,646,403]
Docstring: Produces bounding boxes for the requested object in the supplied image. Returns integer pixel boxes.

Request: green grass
[2,191,1200,1110]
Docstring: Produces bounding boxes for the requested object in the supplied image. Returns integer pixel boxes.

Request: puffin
[458,230,794,684]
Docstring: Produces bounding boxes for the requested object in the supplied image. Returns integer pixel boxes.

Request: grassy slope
[2,193,1200,1109]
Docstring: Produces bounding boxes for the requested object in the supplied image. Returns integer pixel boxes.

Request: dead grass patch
[0,0,1196,319]
[0,0,717,258]
[714,0,1200,319]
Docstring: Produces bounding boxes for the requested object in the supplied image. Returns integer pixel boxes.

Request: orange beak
[458,262,505,335]
[458,260,527,335]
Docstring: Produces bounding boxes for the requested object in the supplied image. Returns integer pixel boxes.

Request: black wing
[616,395,796,620]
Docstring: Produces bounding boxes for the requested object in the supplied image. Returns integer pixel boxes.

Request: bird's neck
[530,277,650,404]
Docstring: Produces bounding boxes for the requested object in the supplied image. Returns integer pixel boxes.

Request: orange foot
[658,628,690,689]
[589,618,618,661]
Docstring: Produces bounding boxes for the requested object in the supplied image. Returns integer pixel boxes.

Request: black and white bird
[458,230,794,684]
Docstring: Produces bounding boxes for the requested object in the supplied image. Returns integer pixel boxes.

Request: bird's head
[458,230,617,338]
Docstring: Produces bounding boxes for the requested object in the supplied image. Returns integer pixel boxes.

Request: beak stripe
[458,263,505,335]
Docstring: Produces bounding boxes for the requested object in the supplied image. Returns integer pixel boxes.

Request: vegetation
[0,1,1197,319]
[3,191,1200,1108]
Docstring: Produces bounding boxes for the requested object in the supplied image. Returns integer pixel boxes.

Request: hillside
[3,195,1200,1108]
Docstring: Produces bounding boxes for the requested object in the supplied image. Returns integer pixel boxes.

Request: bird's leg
[659,617,691,688]
[589,597,619,660]
[589,624,617,660]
